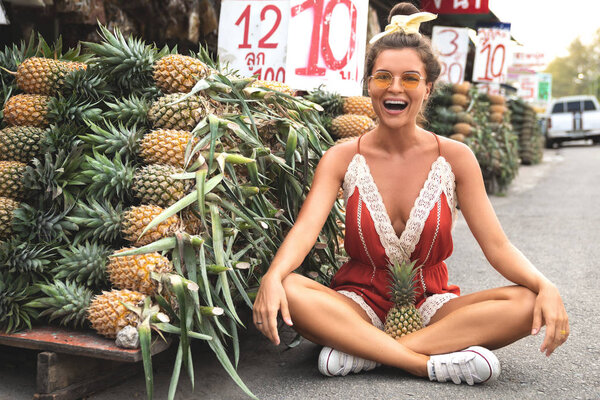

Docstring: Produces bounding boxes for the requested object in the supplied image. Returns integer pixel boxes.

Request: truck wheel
[593,137,600,145]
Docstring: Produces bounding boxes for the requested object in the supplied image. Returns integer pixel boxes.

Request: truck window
[566,101,581,112]
[551,103,564,113]
[584,100,596,111]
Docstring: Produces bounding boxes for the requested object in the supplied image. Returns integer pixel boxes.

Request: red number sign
[422,0,489,14]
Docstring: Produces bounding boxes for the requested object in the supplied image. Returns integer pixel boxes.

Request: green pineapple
[0,126,45,163]
[384,260,424,339]
[0,161,27,199]
[0,196,20,240]
[147,93,210,131]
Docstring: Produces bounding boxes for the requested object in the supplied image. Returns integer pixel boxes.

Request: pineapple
[330,114,375,138]
[0,197,19,240]
[147,93,210,131]
[0,161,27,199]
[3,94,50,127]
[0,126,45,163]
[82,152,193,206]
[107,248,173,295]
[88,289,147,338]
[81,120,143,161]
[68,199,181,247]
[250,80,295,96]
[0,270,40,333]
[384,260,424,339]
[153,54,211,94]
[15,57,87,95]
[306,88,376,118]
[140,129,198,168]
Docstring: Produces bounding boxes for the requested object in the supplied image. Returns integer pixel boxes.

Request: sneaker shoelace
[433,352,481,385]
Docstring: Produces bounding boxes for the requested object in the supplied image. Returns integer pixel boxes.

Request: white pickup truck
[544,95,600,148]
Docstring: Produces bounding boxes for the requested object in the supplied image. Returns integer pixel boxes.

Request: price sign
[537,73,552,102]
[473,23,511,84]
[218,1,290,82]
[432,26,469,84]
[285,0,368,96]
[517,73,538,101]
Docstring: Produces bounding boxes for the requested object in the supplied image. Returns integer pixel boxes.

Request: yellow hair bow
[369,12,437,44]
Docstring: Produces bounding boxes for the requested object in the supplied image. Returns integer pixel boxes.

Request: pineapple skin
[343,96,376,119]
[250,80,295,96]
[132,164,193,208]
[148,93,208,131]
[87,289,146,338]
[0,161,27,199]
[0,197,20,240]
[139,129,198,168]
[331,114,376,138]
[3,94,50,127]
[121,204,180,246]
[0,126,44,163]
[384,304,424,339]
[153,54,210,94]
[16,57,87,95]
[107,248,173,295]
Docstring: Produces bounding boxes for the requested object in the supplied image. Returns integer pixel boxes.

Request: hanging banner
[422,0,489,14]
[218,0,290,82]
[285,0,369,96]
[472,23,511,85]
[432,26,469,84]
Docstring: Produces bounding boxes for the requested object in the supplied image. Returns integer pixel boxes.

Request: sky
[489,0,600,66]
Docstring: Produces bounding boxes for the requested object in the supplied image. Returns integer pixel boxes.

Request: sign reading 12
[291,0,357,76]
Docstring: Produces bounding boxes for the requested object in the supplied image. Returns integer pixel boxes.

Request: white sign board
[218,1,290,82]
[431,26,469,84]
[285,0,368,96]
[0,2,9,25]
[512,49,546,69]
[473,23,511,84]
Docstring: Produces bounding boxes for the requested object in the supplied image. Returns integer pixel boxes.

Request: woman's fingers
[280,296,293,327]
[531,301,543,336]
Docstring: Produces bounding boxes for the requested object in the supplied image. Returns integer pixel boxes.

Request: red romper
[330,132,460,328]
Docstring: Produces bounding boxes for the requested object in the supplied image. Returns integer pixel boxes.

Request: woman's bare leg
[283,273,536,377]
[282,273,429,376]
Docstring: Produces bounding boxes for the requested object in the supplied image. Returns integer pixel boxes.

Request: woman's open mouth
[383,100,408,112]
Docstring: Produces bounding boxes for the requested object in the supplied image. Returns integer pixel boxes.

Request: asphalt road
[1,143,599,400]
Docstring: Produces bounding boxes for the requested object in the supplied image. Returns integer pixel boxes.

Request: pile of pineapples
[424,81,475,142]
[0,28,342,400]
[509,98,544,164]
[305,88,377,143]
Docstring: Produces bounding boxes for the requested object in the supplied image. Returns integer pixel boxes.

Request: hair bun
[388,2,420,23]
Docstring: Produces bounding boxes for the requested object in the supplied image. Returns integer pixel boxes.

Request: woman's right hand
[252,273,293,345]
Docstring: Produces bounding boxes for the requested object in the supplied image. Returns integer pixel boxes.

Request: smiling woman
[252,1,569,387]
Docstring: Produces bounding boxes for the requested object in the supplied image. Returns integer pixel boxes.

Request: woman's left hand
[531,282,569,356]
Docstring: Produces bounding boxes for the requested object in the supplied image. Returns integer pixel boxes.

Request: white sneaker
[318,346,380,377]
[427,346,501,385]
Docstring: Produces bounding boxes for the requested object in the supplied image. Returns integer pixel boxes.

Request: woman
[252,2,569,385]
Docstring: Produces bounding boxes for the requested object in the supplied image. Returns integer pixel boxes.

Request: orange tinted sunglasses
[369,71,425,90]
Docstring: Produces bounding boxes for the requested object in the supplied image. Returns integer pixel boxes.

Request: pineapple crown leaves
[81,151,135,203]
[304,86,344,116]
[33,33,92,63]
[191,44,221,72]
[104,94,150,127]
[41,122,87,153]
[46,94,103,125]
[387,259,422,305]
[54,242,111,288]
[26,280,93,328]
[0,270,40,333]
[67,198,124,246]
[0,32,37,86]
[81,119,142,162]
[0,238,57,277]
[12,203,78,244]
[60,66,112,102]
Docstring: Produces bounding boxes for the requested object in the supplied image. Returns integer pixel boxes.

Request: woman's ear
[424,82,433,100]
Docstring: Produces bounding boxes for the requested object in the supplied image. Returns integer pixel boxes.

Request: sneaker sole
[318,347,336,377]
[462,346,501,383]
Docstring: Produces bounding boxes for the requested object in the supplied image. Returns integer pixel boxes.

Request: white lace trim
[337,290,384,330]
[343,154,457,264]
[417,292,457,326]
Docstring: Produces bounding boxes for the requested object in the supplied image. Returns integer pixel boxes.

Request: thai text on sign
[473,23,511,84]
[285,0,368,96]
[218,0,291,82]
[422,0,489,14]
[432,26,469,84]
[512,50,546,68]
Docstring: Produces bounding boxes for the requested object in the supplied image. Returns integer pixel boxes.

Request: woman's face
[368,48,432,130]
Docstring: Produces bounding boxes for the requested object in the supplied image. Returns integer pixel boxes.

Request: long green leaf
[139,320,153,400]
[167,342,183,400]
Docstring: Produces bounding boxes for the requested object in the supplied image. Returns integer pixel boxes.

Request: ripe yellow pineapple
[3,94,50,127]
[148,93,210,131]
[107,248,174,295]
[250,80,294,96]
[139,129,199,168]
[0,161,27,199]
[0,126,45,163]
[153,54,211,94]
[342,96,376,119]
[87,289,146,338]
[122,205,181,246]
[0,197,20,240]
[384,260,424,339]
[15,57,87,95]
[306,89,375,118]
[330,114,376,138]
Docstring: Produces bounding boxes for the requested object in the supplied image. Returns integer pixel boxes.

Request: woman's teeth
[383,100,407,111]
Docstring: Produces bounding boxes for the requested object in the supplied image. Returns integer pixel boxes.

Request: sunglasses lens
[401,72,421,89]
[372,72,393,88]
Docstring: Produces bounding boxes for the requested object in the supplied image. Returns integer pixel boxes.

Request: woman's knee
[509,286,537,310]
